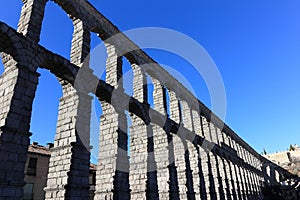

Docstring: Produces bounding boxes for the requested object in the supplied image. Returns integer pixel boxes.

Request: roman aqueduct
[0,0,295,199]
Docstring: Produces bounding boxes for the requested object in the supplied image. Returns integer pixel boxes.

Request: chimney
[46,143,54,149]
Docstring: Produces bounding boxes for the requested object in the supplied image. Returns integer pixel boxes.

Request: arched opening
[89,32,107,81]
[0,54,4,76]
[147,75,154,108]
[24,68,62,200]
[126,110,132,156]
[90,94,102,164]
[122,57,133,96]
[40,1,73,59]
[29,68,62,145]
[89,32,106,165]
[164,87,171,117]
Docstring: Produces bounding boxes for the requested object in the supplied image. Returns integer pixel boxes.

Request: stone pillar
[70,19,91,66]
[208,122,224,200]
[96,107,129,200]
[243,168,252,198]
[233,163,244,200]
[45,19,92,199]
[238,167,247,200]
[227,160,238,200]
[247,152,252,166]
[151,78,170,199]
[217,129,232,200]
[228,138,242,200]
[17,0,48,42]
[168,90,181,199]
[238,147,249,198]
[254,172,261,196]
[192,109,207,200]
[248,170,256,197]
[131,63,147,103]
[249,169,256,197]
[95,43,130,199]
[173,134,189,200]
[181,100,197,200]
[201,116,217,200]
[223,134,237,200]
[231,140,245,199]
[45,84,92,199]
[248,171,255,196]
[170,90,190,199]
[104,43,123,90]
[129,63,158,199]
[254,172,262,197]
[0,64,39,199]
[129,115,149,199]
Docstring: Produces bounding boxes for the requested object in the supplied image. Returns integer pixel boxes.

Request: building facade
[23,142,96,200]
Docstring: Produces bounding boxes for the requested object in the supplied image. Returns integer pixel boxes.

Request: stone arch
[0,23,20,58]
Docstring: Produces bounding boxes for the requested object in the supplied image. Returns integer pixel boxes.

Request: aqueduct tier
[0,0,293,199]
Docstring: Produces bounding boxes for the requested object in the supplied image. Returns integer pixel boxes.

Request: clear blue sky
[0,0,300,155]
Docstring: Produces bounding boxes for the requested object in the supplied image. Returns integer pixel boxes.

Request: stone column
[233,163,244,200]
[129,63,158,199]
[238,146,249,198]
[192,109,207,200]
[201,116,217,200]
[169,90,188,200]
[243,168,252,198]
[208,123,225,200]
[70,19,91,66]
[172,133,188,200]
[17,0,48,42]
[248,171,257,197]
[129,115,149,199]
[247,152,252,166]
[95,43,130,199]
[168,90,181,199]
[231,140,246,199]
[228,138,242,200]
[0,64,39,199]
[224,134,237,200]
[254,172,262,197]
[181,100,197,200]
[151,78,170,199]
[238,167,247,200]
[217,129,232,200]
[45,84,92,199]
[45,19,92,199]
[227,160,238,200]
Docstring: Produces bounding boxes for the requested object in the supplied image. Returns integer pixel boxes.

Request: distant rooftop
[28,142,52,156]
[27,142,97,170]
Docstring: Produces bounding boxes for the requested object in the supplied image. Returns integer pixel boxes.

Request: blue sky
[0,0,300,155]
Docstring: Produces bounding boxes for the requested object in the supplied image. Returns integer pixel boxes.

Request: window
[27,157,37,176]
[89,171,96,185]
[23,183,33,200]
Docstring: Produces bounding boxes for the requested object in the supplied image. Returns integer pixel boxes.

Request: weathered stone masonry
[0,0,295,199]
